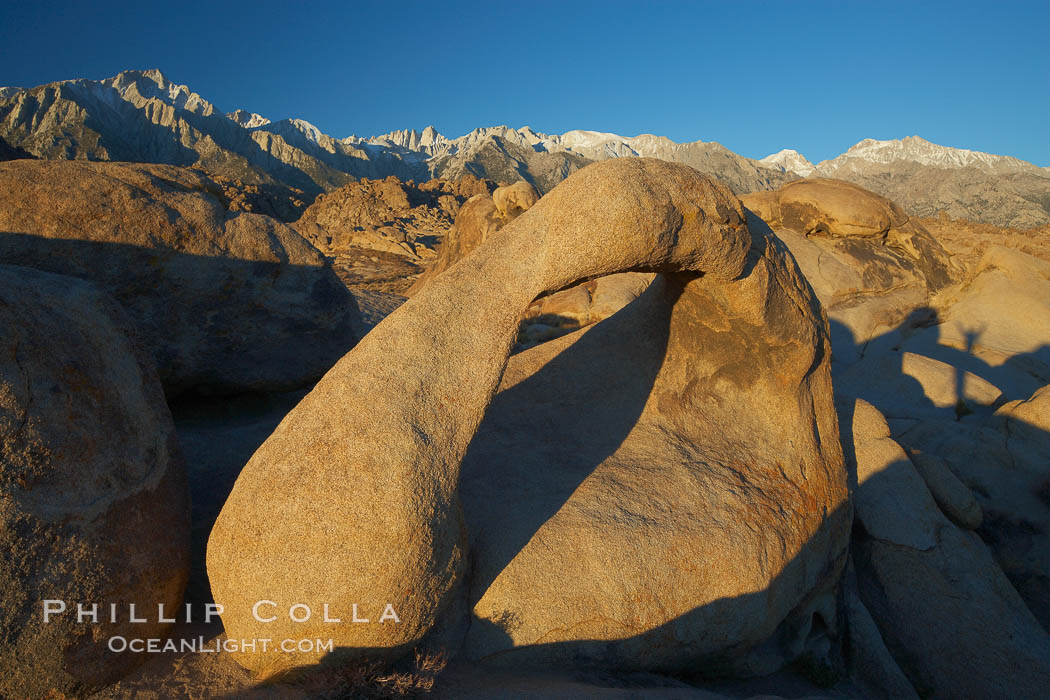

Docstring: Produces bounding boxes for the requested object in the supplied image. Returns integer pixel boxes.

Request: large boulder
[743,179,954,366]
[996,384,1050,468]
[207,159,849,675]
[491,181,539,219]
[459,264,848,672]
[0,265,190,697]
[842,399,1050,698]
[0,160,359,395]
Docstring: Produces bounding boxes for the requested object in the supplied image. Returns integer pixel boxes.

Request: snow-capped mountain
[752,137,1050,226]
[817,135,1039,177]
[812,136,1050,227]
[760,149,816,177]
[0,69,217,120]
[761,137,1042,179]
[1,69,1046,225]
[252,118,337,151]
[358,125,754,165]
[347,125,794,194]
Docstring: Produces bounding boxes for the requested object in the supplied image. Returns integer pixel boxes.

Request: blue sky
[1,0,1047,164]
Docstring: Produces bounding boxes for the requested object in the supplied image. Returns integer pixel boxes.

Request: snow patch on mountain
[350,125,717,164]
[818,135,1037,175]
[760,149,815,177]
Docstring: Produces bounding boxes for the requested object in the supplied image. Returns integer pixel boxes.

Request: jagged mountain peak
[760,149,816,177]
[131,67,167,83]
[227,109,270,129]
[259,117,322,138]
[250,118,339,153]
[362,126,450,153]
[99,68,216,117]
[107,68,176,93]
[286,118,324,141]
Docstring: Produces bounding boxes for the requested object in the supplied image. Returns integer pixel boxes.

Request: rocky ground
[2,158,1049,699]
[293,174,495,259]
[918,212,1050,267]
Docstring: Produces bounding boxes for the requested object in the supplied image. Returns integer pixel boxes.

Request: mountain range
[759,137,1050,228]
[2,69,1047,227]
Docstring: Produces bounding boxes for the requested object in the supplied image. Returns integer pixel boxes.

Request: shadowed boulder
[207,159,849,675]
[0,265,189,697]
[0,160,359,395]
[843,399,1050,698]
[891,382,1050,633]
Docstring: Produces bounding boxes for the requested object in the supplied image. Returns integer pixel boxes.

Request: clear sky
[1,0,1047,165]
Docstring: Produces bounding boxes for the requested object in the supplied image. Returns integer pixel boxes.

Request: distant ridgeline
[2,70,1048,227]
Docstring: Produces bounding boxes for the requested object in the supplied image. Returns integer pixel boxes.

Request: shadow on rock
[0,232,358,396]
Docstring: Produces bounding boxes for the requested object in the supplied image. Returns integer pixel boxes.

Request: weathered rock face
[293,175,496,259]
[491,181,539,219]
[775,178,1050,695]
[841,557,919,700]
[0,265,190,697]
[0,160,359,395]
[835,350,1003,422]
[207,159,849,675]
[744,179,1050,697]
[842,399,1050,698]
[743,179,954,364]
